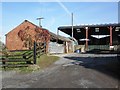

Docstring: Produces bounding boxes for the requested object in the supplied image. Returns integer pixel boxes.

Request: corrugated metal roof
[49,31,71,42]
[58,23,120,30]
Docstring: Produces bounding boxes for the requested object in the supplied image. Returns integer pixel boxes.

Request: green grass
[37,54,59,69]
[1,54,59,73]
[18,66,36,73]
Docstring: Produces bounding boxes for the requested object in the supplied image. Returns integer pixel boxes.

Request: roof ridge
[6,20,48,36]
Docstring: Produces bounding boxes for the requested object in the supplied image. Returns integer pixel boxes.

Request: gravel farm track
[2,53,120,88]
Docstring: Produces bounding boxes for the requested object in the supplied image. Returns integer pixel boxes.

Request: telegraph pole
[71,13,74,52]
[72,13,73,38]
[36,17,44,27]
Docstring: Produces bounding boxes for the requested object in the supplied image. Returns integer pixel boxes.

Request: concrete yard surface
[2,53,120,88]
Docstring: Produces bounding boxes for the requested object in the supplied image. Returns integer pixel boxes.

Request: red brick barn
[6,20,50,52]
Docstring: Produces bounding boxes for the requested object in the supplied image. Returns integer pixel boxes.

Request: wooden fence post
[44,42,46,54]
[33,41,36,64]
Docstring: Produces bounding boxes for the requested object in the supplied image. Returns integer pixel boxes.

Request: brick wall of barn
[6,20,49,51]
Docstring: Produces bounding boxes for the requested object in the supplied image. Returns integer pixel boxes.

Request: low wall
[88,45,109,51]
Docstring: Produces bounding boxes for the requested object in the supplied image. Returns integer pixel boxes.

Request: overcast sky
[1,1,119,43]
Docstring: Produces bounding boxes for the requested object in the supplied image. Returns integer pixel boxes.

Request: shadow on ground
[86,49,119,54]
[64,54,120,81]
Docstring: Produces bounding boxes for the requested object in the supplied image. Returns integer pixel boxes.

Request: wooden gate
[0,41,46,67]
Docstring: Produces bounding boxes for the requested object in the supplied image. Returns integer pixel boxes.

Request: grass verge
[1,54,59,73]
[37,54,59,69]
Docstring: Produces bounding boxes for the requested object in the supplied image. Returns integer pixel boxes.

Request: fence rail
[0,41,46,68]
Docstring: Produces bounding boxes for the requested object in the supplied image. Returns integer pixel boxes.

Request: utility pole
[36,17,44,27]
[71,13,73,38]
[71,13,74,52]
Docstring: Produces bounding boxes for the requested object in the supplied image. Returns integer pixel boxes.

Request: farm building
[58,23,120,52]
[6,20,73,53]
[49,31,74,53]
[6,20,50,52]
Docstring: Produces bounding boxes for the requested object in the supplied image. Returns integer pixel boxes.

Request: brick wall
[6,20,48,51]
